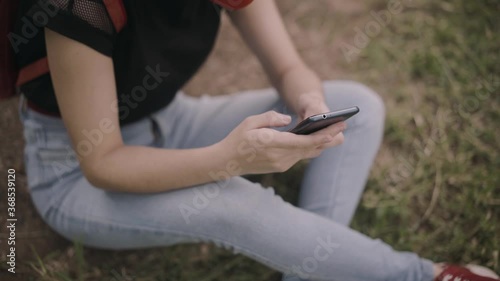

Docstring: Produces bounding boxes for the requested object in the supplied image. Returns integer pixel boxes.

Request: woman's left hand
[297,92,330,120]
[297,92,346,149]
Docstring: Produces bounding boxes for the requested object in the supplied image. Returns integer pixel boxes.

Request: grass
[347,0,499,269]
[4,0,499,280]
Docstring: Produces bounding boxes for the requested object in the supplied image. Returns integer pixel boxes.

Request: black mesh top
[14,0,222,125]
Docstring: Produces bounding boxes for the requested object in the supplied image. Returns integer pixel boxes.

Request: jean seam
[321,81,370,222]
[324,129,349,221]
[48,205,326,280]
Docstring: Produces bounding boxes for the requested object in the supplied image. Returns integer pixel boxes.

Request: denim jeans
[19,80,434,281]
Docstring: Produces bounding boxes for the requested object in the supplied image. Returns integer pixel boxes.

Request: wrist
[297,91,328,119]
[211,139,244,178]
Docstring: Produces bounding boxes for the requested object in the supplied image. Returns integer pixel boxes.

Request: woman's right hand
[220,111,346,175]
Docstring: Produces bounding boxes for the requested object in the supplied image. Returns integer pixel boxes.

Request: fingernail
[282,115,292,123]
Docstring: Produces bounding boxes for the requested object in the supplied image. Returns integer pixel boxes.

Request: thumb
[244,111,292,129]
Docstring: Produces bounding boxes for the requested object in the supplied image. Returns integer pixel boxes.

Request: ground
[0,0,499,280]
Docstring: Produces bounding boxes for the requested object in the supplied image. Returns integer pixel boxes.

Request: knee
[351,82,385,130]
[323,80,385,131]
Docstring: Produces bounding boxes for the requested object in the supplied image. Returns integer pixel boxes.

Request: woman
[15,0,499,280]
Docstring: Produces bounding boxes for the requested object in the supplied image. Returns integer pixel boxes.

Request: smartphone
[288,106,360,135]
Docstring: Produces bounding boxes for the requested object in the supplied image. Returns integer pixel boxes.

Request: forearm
[87,143,232,193]
[228,0,326,118]
[275,63,325,118]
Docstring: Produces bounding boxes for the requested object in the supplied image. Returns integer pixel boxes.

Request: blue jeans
[20,81,434,281]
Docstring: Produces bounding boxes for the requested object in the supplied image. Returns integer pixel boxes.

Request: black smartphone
[288,106,360,135]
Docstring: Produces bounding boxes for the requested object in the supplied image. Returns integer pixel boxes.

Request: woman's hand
[297,91,330,121]
[220,111,346,175]
[296,93,346,150]
[229,1,329,123]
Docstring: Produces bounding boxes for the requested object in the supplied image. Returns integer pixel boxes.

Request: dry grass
[0,0,498,280]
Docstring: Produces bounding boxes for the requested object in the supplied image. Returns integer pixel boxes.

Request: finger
[315,131,345,148]
[303,147,324,159]
[312,121,347,138]
[303,133,345,159]
[242,111,292,129]
[322,132,345,148]
[275,131,334,149]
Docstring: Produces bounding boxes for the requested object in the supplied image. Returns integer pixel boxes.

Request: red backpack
[0,0,127,100]
[0,0,251,101]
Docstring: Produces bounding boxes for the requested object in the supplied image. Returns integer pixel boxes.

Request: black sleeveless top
[14,0,222,125]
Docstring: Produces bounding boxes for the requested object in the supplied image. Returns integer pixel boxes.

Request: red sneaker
[436,265,500,281]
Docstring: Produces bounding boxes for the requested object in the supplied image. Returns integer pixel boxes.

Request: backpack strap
[103,0,127,33]
[16,57,48,86]
[16,0,127,87]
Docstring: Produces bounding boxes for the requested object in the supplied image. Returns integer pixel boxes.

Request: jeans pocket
[37,147,80,184]
[24,146,44,189]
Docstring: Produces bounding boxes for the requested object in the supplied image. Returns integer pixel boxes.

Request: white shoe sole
[466,264,500,279]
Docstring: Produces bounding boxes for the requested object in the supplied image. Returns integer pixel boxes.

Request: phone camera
[322,114,327,119]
